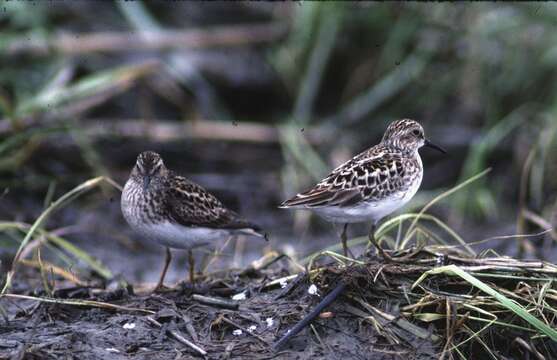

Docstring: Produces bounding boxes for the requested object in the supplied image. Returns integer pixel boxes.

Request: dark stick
[146,317,207,356]
[272,281,347,351]
[192,294,239,310]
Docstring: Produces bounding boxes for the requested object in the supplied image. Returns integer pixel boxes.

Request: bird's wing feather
[281,147,412,208]
[165,175,262,233]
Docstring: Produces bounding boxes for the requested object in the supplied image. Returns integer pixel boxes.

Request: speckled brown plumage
[122,151,262,239]
[281,148,422,209]
[165,176,260,230]
[121,151,264,289]
[280,119,445,256]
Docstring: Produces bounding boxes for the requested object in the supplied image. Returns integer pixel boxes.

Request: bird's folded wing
[280,187,363,208]
[166,175,259,231]
[281,151,406,208]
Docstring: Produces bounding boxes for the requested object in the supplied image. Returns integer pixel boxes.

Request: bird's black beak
[424,139,447,154]
[143,176,151,191]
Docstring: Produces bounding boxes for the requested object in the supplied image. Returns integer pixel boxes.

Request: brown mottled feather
[281,144,420,209]
[165,173,262,232]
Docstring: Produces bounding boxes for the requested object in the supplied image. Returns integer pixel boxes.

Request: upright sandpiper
[280,119,445,257]
[121,151,265,291]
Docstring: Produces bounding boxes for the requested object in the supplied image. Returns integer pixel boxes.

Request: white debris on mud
[231,291,247,301]
[308,284,319,296]
[265,317,274,328]
[123,323,136,330]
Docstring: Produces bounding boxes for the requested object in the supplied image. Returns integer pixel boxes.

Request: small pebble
[123,322,136,330]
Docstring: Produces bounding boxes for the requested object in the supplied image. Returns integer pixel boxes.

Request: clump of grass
[294,234,557,358]
[0,176,121,297]
[286,168,557,358]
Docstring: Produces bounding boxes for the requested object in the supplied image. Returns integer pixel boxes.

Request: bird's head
[132,151,168,191]
[381,119,446,154]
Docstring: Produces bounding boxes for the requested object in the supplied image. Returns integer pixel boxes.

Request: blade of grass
[278,124,329,181]
[46,232,113,280]
[1,176,120,295]
[293,5,341,124]
[454,107,526,218]
[0,222,107,275]
[20,259,86,286]
[323,53,431,125]
[403,168,493,255]
[412,264,557,342]
[299,213,468,265]
[15,61,157,118]
[2,293,155,314]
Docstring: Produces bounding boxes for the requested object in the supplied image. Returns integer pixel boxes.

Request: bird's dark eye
[412,129,421,137]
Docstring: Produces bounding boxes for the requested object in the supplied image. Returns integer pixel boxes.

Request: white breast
[133,221,229,250]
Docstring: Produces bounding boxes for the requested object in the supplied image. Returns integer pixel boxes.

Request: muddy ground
[1,143,554,360]
[1,256,439,360]
[4,247,555,360]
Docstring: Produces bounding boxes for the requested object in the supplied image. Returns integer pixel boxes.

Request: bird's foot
[151,283,174,294]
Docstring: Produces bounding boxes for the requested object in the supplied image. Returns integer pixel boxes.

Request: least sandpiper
[121,151,264,290]
[280,119,445,257]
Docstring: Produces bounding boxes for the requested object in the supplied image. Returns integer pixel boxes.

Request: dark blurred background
[1,2,556,286]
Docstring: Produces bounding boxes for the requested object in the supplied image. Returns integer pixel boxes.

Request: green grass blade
[403,168,492,254]
[45,233,113,280]
[412,264,557,342]
[1,176,119,295]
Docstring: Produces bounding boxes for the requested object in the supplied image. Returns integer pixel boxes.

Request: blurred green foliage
[0,1,556,223]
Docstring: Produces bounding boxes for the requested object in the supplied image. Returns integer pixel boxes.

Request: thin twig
[67,118,325,144]
[180,313,199,343]
[192,294,239,310]
[146,317,207,356]
[1,294,155,314]
[273,281,346,350]
[4,23,288,56]
[522,209,557,242]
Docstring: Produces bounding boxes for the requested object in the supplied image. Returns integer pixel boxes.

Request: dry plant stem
[63,118,326,145]
[368,223,391,260]
[145,316,207,356]
[2,294,154,314]
[192,294,238,310]
[5,23,288,56]
[1,176,120,296]
[349,296,438,342]
[403,168,492,255]
[273,281,347,351]
[522,209,557,242]
[181,314,199,343]
[517,147,537,258]
[203,235,234,273]
[19,259,86,286]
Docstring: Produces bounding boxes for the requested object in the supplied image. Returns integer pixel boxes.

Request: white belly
[133,222,229,250]
[313,175,422,224]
